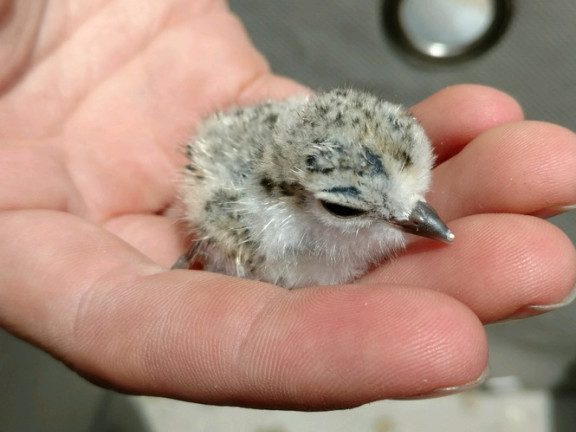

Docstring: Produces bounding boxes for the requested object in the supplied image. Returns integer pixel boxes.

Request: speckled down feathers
[180,89,434,288]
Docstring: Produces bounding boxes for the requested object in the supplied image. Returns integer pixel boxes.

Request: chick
[175,89,453,288]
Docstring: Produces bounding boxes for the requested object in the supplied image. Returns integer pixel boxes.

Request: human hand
[1,0,575,410]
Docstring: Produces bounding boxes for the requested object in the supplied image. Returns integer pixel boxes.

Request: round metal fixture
[382,0,513,62]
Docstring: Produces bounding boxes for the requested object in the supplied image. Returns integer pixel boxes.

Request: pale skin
[1,0,576,410]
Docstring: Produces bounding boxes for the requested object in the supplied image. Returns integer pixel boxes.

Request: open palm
[1,0,575,409]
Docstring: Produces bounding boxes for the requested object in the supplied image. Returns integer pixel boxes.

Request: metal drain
[382,0,513,63]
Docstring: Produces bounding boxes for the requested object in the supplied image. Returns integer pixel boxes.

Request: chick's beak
[393,201,454,243]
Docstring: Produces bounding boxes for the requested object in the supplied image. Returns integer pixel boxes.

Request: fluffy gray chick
[176,88,453,288]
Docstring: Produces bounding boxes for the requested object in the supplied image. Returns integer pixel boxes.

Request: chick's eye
[320,200,367,218]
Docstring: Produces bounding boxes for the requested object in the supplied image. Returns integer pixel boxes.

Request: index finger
[411,84,524,163]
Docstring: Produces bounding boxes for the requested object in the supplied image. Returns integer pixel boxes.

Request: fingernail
[391,368,489,400]
[511,285,576,320]
[533,204,576,219]
[559,204,576,213]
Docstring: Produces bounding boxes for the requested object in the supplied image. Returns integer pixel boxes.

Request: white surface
[132,390,551,432]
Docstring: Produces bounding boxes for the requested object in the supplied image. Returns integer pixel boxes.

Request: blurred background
[2,1,575,431]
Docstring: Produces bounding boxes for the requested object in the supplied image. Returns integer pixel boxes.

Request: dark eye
[320,200,368,218]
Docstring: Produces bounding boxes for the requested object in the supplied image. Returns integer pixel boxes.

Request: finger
[361,214,576,323]
[428,121,576,221]
[411,84,524,163]
[0,210,486,408]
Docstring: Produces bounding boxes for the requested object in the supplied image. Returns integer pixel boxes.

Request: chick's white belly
[261,254,369,288]
[253,226,406,288]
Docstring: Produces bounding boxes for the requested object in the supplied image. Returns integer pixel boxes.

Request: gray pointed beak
[393,201,454,243]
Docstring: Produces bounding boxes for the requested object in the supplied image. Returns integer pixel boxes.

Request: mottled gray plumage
[177,89,453,288]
